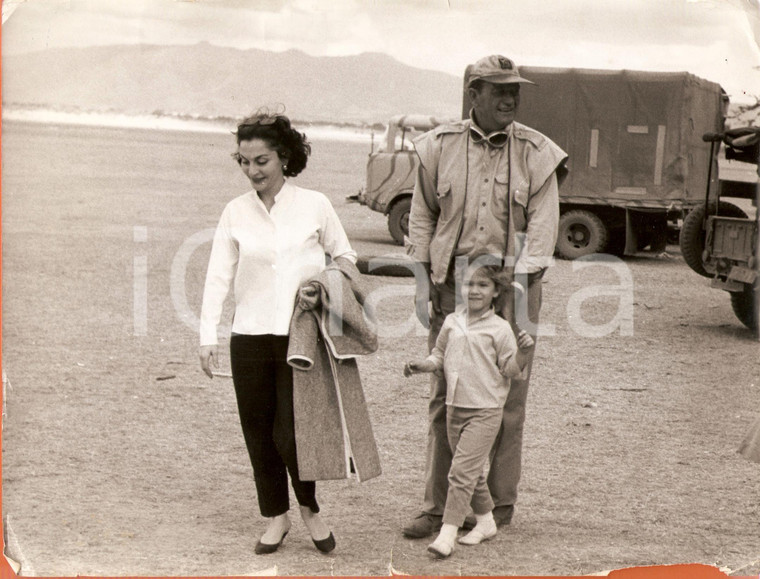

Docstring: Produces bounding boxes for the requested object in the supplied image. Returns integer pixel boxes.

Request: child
[403,264,534,559]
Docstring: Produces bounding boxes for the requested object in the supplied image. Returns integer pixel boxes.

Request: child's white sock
[437,523,458,544]
[428,523,458,558]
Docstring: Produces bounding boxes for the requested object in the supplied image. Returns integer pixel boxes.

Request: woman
[199,110,356,555]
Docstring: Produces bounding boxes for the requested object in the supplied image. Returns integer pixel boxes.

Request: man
[403,54,568,538]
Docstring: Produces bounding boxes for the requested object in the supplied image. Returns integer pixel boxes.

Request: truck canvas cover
[468,67,726,210]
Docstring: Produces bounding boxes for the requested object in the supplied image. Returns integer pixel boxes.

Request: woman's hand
[199,345,219,379]
[299,285,321,310]
[404,359,437,377]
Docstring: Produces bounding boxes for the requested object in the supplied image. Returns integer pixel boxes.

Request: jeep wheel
[556,210,609,259]
[679,202,748,277]
[388,197,412,246]
[730,286,760,333]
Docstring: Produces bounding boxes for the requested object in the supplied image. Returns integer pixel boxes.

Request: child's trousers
[442,405,503,527]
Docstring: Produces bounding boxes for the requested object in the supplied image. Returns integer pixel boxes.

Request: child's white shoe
[427,537,454,558]
[427,523,458,559]
[458,517,497,545]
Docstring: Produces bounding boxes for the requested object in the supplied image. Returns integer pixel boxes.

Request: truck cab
[354,115,453,245]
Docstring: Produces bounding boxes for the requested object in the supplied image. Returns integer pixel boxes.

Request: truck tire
[388,197,412,246]
[730,286,759,333]
[556,210,609,259]
[679,202,748,277]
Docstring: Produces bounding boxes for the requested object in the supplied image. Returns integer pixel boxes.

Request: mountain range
[1,43,464,125]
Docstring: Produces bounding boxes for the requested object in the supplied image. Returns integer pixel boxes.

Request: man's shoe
[493,505,514,527]
[402,513,442,539]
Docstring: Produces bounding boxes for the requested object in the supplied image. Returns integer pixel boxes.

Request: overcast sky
[3,0,760,103]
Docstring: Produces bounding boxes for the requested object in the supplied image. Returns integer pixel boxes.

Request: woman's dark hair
[234,107,311,177]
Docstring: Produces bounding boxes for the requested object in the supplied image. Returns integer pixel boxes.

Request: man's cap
[467,55,535,86]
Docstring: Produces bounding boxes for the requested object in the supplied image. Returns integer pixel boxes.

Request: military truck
[679,127,759,333]
[355,66,731,258]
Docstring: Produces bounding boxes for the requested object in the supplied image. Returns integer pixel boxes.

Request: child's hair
[465,260,510,311]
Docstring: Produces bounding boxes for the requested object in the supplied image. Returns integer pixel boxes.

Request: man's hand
[413,262,438,329]
[199,345,219,379]
[404,359,438,377]
[431,283,441,316]
[414,282,438,329]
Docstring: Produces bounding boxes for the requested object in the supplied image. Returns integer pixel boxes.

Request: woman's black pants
[230,334,319,517]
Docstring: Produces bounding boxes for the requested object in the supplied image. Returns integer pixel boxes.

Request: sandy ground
[1,120,759,577]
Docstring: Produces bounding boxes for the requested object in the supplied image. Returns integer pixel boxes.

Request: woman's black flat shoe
[255,530,288,555]
[312,532,336,553]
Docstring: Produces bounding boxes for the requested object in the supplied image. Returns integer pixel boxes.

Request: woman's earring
[282,164,288,171]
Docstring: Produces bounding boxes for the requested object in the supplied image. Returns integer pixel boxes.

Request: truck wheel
[679,202,748,277]
[556,210,609,259]
[679,206,709,276]
[388,197,412,246]
[730,286,759,333]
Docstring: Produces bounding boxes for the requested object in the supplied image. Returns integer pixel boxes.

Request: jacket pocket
[511,179,530,232]
[490,174,510,224]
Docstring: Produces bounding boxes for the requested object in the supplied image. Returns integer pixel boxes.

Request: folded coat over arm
[287,259,382,482]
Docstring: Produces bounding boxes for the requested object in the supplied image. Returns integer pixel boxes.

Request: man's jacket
[407,119,568,284]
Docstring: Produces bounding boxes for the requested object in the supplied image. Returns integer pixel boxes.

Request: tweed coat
[287,258,382,482]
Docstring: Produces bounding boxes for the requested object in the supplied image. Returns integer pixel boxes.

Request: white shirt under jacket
[199,181,357,346]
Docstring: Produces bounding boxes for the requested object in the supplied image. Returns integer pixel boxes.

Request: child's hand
[404,360,436,377]
[516,330,534,351]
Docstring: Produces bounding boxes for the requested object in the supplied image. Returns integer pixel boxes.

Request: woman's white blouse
[199,181,357,345]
